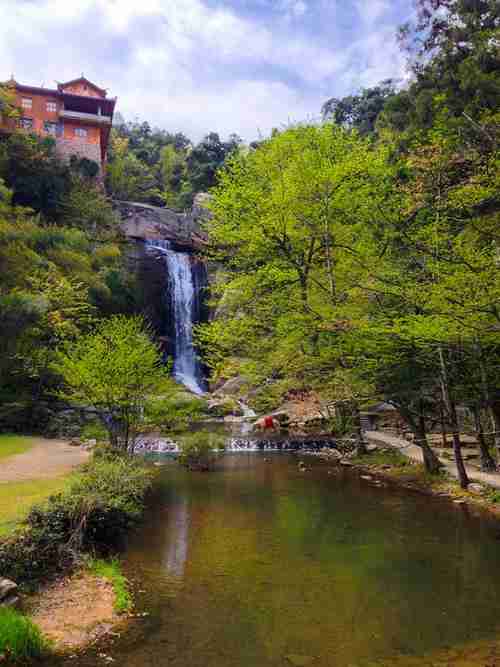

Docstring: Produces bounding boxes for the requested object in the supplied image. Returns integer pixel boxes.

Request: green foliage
[202,42,500,474]
[106,122,242,209]
[322,80,397,134]
[0,477,72,537]
[0,135,141,413]
[351,448,412,469]
[178,431,225,470]
[88,558,133,614]
[0,133,71,219]
[105,135,163,204]
[187,132,241,194]
[0,456,154,584]
[145,389,207,434]
[58,177,117,234]
[0,608,48,662]
[200,123,389,405]
[54,315,167,452]
[80,421,109,443]
[0,83,19,121]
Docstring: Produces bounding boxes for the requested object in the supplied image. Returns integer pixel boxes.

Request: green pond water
[57,453,500,666]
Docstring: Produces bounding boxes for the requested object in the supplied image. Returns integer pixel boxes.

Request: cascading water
[146,240,205,395]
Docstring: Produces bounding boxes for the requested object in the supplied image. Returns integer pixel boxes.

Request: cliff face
[116,195,211,364]
[114,193,210,251]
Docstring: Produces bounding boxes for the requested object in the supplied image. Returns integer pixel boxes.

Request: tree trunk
[489,403,500,456]
[102,413,124,451]
[399,403,442,474]
[415,412,442,474]
[438,347,469,488]
[472,404,496,472]
[477,347,500,456]
[439,400,448,448]
[354,403,367,456]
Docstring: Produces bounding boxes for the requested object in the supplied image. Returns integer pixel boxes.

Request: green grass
[351,448,412,468]
[0,607,48,661]
[89,559,133,614]
[0,477,73,537]
[0,434,37,461]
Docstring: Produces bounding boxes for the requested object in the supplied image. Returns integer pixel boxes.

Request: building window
[18,117,33,130]
[44,121,57,136]
[74,127,88,139]
[21,97,32,110]
[46,101,57,113]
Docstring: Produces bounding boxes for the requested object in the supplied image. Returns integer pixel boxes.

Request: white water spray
[147,240,205,395]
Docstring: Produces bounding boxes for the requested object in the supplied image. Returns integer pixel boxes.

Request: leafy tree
[54,315,168,452]
[0,133,72,219]
[178,431,225,470]
[379,0,500,133]
[145,391,206,434]
[322,80,397,134]
[58,177,117,235]
[200,123,425,459]
[187,132,242,193]
[0,83,19,121]
[159,144,189,208]
[105,135,162,203]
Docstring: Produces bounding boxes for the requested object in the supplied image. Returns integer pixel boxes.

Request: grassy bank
[0,607,49,663]
[344,448,500,517]
[0,434,36,461]
[89,558,133,614]
[0,477,73,537]
[0,452,155,586]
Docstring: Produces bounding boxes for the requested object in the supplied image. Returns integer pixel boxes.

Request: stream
[55,453,500,667]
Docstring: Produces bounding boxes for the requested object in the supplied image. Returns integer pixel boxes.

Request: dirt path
[0,438,89,483]
[30,572,118,649]
[366,430,500,490]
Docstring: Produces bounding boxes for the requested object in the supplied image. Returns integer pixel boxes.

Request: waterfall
[146,240,205,395]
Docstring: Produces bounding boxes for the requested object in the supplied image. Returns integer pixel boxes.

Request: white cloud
[354,0,390,25]
[0,0,408,141]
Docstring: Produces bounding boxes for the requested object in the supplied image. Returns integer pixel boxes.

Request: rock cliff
[114,193,209,251]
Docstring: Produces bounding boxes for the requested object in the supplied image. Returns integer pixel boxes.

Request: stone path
[365,430,500,489]
[0,438,89,483]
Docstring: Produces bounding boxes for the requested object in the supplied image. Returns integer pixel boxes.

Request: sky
[0,0,414,142]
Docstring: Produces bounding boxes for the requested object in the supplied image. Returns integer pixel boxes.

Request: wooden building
[0,76,116,170]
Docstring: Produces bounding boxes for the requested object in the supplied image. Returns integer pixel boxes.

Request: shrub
[178,431,225,471]
[80,421,109,443]
[0,608,48,661]
[145,392,207,434]
[89,558,133,614]
[0,457,154,585]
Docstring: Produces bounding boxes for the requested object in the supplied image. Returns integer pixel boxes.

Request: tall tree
[55,316,167,452]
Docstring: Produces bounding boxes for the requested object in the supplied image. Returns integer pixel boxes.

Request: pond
[58,453,500,666]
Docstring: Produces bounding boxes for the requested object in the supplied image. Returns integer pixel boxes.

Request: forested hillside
[106,120,241,209]
[0,0,498,484]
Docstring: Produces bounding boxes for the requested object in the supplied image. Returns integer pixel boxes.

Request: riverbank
[0,436,90,537]
[28,570,121,653]
[365,430,500,490]
[307,444,500,520]
[0,451,156,663]
[44,452,500,667]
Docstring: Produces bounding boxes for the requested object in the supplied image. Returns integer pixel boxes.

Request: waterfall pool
[51,454,500,666]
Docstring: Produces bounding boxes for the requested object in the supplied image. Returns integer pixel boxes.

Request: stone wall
[56,137,101,165]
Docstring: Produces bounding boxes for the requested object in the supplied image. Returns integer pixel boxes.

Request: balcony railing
[59,109,111,124]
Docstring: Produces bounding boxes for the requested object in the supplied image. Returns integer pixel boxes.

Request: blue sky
[0,0,414,141]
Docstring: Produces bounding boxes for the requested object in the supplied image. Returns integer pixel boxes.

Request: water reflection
[163,495,189,580]
[52,455,500,667]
